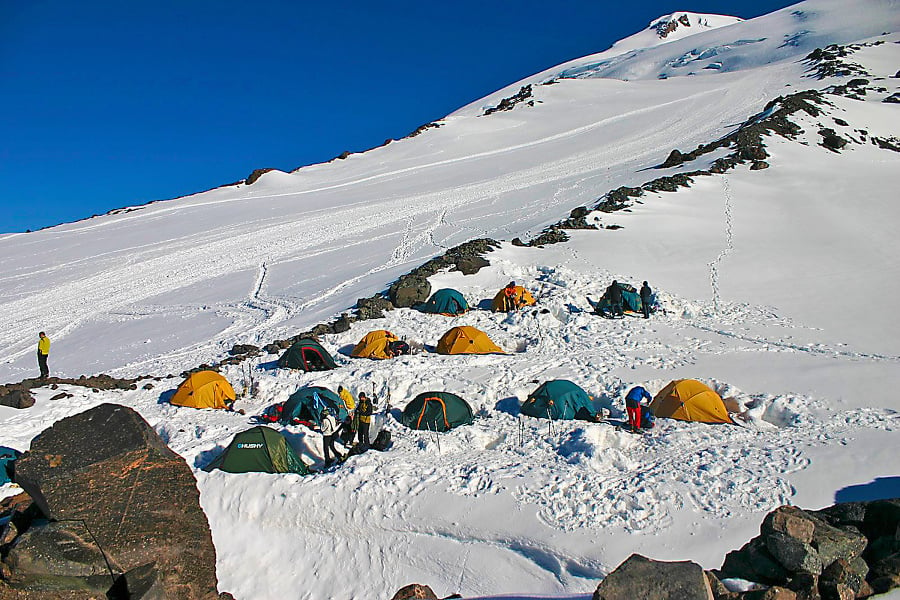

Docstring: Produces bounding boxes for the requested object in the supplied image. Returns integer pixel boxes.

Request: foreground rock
[717,501,900,598]
[593,554,714,600]
[3,403,229,599]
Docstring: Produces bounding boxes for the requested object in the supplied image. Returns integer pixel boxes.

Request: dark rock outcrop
[245,168,275,185]
[483,85,534,116]
[228,344,259,357]
[355,296,394,320]
[592,554,714,600]
[7,404,224,599]
[389,276,431,308]
[390,583,439,599]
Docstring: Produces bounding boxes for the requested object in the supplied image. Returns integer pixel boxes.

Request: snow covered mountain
[2,0,900,598]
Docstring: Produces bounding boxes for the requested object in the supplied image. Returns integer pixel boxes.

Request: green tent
[521,380,595,420]
[281,386,349,427]
[401,391,474,432]
[416,288,469,316]
[204,426,309,475]
[278,338,337,371]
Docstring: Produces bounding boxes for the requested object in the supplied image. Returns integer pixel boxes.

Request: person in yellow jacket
[37,332,50,379]
[338,385,358,445]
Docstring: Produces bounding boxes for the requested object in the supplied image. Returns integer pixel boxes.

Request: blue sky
[0,0,798,233]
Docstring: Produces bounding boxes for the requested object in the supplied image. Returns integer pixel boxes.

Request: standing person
[503,281,519,312]
[625,386,651,432]
[320,408,343,467]
[37,332,50,379]
[357,392,373,448]
[338,385,357,445]
[640,281,653,319]
[606,280,624,317]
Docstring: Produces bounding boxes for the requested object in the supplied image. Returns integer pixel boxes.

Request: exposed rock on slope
[2,404,229,599]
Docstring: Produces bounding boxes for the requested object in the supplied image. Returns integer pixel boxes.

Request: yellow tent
[171,370,236,410]
[650,379,732,424]
[491,285,536,312]
[436,326,504,355]
[351,330,399,360]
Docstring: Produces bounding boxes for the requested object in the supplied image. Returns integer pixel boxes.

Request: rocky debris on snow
[354,295,394,320]
[750,161,770,170]
[4,404,225,599]
[653,90,824,173]
[872,137,900,152]
[883,93,900,103]
[228,344,259,357]
[405,122,443,139]
[245,168,275,185]
[819,128,849,151]
[592,554,714,600]
[803,44,870,80]
[556,206,599,230]
[483,85,534,116]
[0,390,33,410]
[656,13,693,39]
[0,374,162,404]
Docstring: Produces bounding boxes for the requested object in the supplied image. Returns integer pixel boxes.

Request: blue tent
[280,386,349,427]
[416,288,469,316]
[0,446,22,486]
[521,380,595,420]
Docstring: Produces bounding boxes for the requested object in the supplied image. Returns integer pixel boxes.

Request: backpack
[371,430,392,451]
[389,340,410,356]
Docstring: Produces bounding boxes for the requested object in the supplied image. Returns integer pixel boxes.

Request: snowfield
[2,1,900,598]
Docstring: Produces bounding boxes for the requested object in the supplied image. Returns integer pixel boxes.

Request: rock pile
[0,404,231,599]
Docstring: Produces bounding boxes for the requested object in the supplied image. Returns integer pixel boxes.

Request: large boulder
[9,404,225,599]
[0,390,34,410]
[389,276,431,308]
[3,521,121,592]
[593,554,713,600]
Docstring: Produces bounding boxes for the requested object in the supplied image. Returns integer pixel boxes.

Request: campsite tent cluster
[160,281,732,475]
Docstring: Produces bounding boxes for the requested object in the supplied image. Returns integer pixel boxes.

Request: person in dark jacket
[640,281,653,319]
[357,392,373,447]
[625,386,651,431]
[606,281,624,317]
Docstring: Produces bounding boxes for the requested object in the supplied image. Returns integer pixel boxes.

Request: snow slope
[2,1,900,598]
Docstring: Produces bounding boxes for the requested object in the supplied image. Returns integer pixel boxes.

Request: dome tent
[278,338,337,371]
[416,288,469,316]
[280,386,349,427]
[204,426,309,475]
[521,380,595,420]
[170,370,236,409]
[401,391,474,432]
[436,326,503,355]
[351,330,400,360]
[650,379,732,424]
[491,285,536,312]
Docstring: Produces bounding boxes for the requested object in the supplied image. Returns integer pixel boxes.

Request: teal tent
[281,386,349,427]
[204,427,309,475]
[278,338,337,371]
[1,446,21,486]
[596,283,642,316]
[416,288,469,316]
[521,380,595,420]
[401,391,474,432]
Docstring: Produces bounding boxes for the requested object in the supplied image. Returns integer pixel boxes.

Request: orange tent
[491,285,537,312]
[436,326,503,355]
[351,330,399,360]
[650,379,732,424]
[171,370,236,410]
